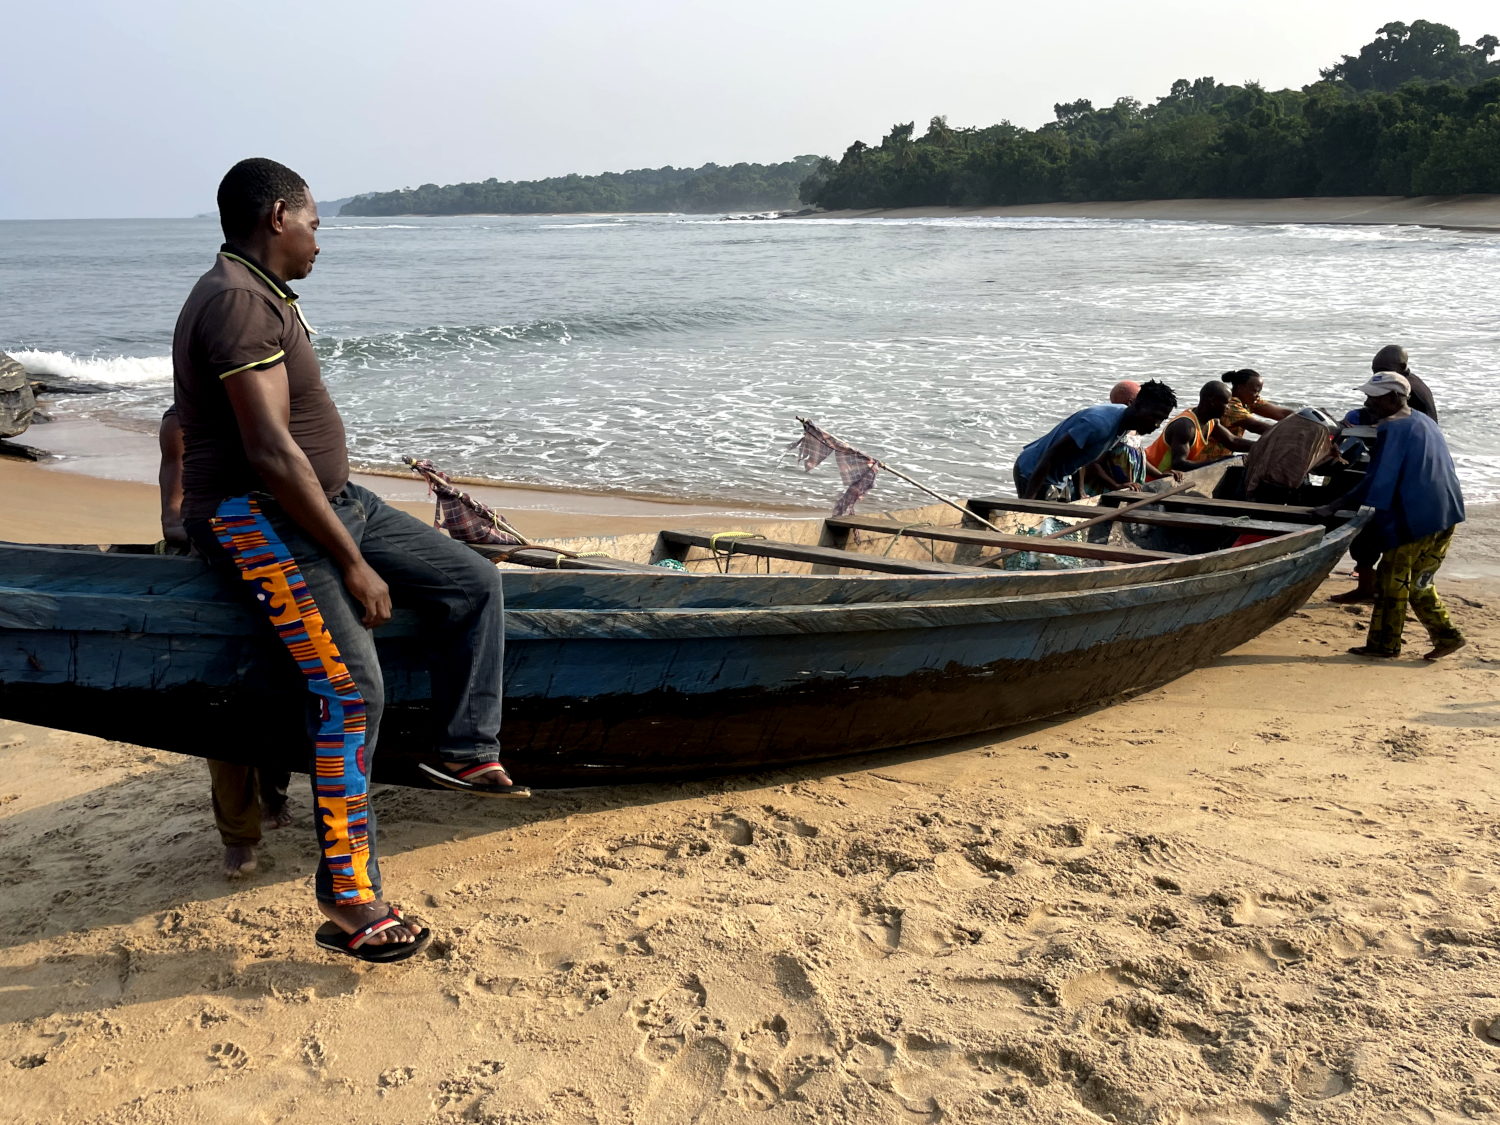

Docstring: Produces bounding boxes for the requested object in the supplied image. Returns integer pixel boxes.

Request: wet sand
[802,194,1500,232]
[3,455,1500,1123]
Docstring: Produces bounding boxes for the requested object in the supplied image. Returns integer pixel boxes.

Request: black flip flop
[419,762,532,798]
[315,909,432,963]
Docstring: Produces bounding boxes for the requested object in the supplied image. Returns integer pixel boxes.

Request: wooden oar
[988,479,1198,564]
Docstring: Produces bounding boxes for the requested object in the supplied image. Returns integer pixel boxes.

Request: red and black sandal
[419,761,532,798]
[315,908,431,963]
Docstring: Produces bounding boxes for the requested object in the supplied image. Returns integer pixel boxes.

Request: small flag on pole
[405,457,526,545]
[788,419,880,516]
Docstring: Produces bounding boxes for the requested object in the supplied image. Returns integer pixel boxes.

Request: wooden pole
[1036,479,1198,541]
[986,478,1199,564]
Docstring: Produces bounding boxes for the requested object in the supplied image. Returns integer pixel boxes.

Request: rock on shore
[0,352,36,438]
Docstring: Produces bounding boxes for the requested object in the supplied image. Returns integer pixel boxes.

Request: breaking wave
[8,350,171,386]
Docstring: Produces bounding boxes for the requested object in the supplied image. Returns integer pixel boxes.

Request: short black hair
[1201,380,1231,400]
[217,158,310,241]
[1133,379,1177,414]
[1220,368,1261,388]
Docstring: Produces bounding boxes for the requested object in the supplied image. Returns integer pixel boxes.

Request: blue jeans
[188,481,504,904]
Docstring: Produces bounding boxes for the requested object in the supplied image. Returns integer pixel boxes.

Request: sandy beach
[801,194,1500,232]
[3,456,1500,1123]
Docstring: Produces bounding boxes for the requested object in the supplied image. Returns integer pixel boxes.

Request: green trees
[344,23,1500,216]
[1321,20,1499,91]
[341,158,819,217]
[801,21,1500,209]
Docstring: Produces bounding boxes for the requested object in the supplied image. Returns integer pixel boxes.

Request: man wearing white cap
[1315,372,1465,659]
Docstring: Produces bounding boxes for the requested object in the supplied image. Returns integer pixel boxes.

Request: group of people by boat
[156,155,1465,964]
[1012,346,1467,665]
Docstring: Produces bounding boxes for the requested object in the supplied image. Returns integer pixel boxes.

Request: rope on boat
[706,531,766,573]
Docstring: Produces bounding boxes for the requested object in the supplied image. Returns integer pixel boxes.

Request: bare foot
[1424,638,1467,661]
[1347,645,1399,658]
[262,804,294,830]
[1329,585,1375,605]
[318,899,422,946]
[223,846,257,879]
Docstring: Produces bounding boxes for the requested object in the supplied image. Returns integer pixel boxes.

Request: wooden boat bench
[1097,491,1356,526]
[967,497,1312,538]
[823,516,1181,564]
[655,529,989,575]
[464,543,668,573]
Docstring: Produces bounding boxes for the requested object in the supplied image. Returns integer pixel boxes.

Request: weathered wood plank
[825,516,1181,564]
[464,543,666,573]
[659,530,986,575]
[967,497,1309,537]
[1097,492,1354,525]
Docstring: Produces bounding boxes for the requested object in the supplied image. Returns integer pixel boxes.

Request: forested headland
[800,21,1500,209]
[340,158,818,216]
[341,21,1498,217]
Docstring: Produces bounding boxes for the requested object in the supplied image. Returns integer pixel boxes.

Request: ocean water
[2,213,1498,507]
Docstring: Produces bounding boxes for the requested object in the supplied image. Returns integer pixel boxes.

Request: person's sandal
[315,908,431,963]
[420,761,532,798]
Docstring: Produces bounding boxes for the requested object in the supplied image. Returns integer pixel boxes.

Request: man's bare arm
[223,363,391,627]
[158,413,189,544]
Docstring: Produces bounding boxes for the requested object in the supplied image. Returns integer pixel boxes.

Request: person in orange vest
[1145,381,1253,472]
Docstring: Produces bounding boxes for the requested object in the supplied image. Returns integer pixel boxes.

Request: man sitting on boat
[1145,381,1253,473]
[172,158,524,962]
[1314,372,1465,660]
[1013,380,1177,501]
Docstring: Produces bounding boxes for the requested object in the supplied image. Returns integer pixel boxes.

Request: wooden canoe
[0,475,1365,786]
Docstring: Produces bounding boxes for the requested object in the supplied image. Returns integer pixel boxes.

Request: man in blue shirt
[1014,381,1177,501]
[1315,372,1465,660]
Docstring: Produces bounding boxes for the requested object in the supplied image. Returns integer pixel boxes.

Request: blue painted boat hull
[0,517,1358,786]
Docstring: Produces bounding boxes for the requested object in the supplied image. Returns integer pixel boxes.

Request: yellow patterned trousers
[1367,525,1463,655]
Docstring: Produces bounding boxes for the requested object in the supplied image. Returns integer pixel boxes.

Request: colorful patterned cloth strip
[787,419,881,517]
[406,458,524,545]
[208,495,376,904]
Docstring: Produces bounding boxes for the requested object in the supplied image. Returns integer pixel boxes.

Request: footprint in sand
[846,904,903,958]
[206,1041,249,1070]
[1294,1060,1348,1099]
[638,1038,730,1125]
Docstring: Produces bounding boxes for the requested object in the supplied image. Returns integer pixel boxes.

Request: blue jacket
[1340,411,1464,548]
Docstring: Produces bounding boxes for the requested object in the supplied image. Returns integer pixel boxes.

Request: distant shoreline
[792,194,1500,232]
[325,195,1500,232]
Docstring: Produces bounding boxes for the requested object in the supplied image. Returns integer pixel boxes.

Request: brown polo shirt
[172,246,349,520]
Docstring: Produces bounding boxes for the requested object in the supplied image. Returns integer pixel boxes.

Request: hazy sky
[4,1,1497,219]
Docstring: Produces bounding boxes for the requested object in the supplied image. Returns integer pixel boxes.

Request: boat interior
[32,456,1361,582]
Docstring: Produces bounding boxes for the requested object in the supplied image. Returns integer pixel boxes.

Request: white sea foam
[9,350,171,386]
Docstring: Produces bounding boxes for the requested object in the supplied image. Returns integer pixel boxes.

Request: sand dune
[3,576,1499,1123]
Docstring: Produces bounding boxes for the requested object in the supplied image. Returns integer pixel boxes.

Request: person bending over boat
[1201,368,1293,460]
[1013,381,1177,501]
[1313,372,1465,660]
[1144,382,1253,473]
[1329,345,1440,603]
[161,405,294,881]
[173,158,523,962]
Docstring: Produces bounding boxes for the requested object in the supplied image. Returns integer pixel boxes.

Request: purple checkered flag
[404,457,526,545]
[788,419,881,517]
